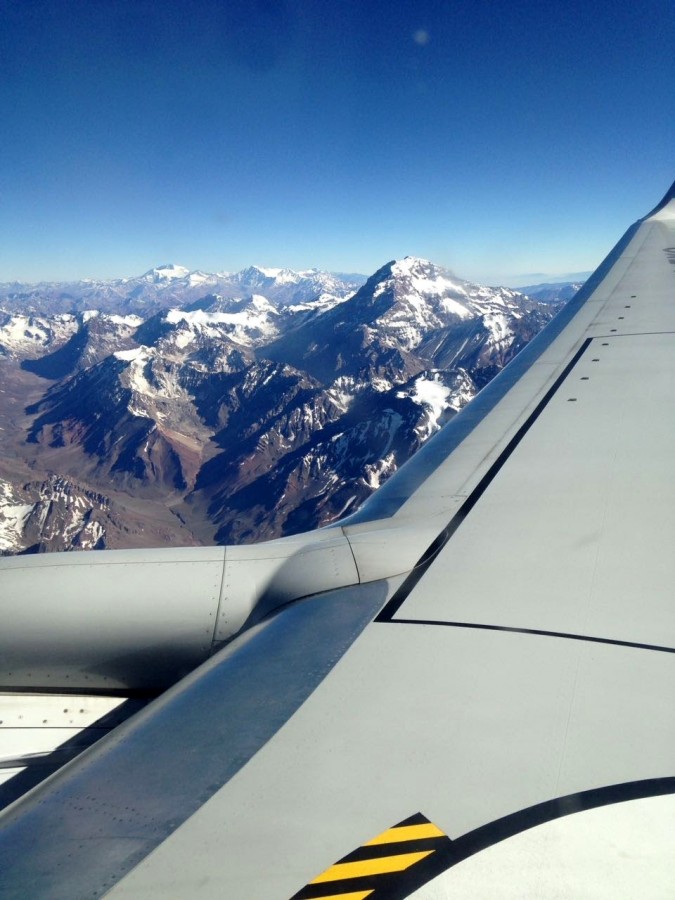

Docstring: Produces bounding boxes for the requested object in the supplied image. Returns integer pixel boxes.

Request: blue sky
[1,0,672,285]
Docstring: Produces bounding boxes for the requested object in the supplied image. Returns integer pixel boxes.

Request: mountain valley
[0,262,572,553]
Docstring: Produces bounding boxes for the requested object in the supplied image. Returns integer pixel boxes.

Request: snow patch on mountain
[106,314,143,328]
[0,313,78,356]
[390,258,472,314]
[174,329,196,350]
[187,271,211,286]
[0,475,115,553]
[76,519,105,549]
[377,410,403,457]
[363,452,396,490]
[372,376,393,393]
[116,346,156,414]
[143,264,191,283]
[165,295,278,345]
[114,347,146,362]
[250,266,325,284]
[0,479,34,552]
[326,385,355,412]
[483,311,514,345]
[253,266,286,280]
[412,376,451,426]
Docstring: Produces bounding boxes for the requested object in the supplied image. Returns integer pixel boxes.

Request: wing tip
[645,178,675,218]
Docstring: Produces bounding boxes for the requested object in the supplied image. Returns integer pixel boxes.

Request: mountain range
[0,265,364,318]
[0,261,573,553]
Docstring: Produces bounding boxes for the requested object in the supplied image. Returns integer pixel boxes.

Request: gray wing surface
[1,184,674,898]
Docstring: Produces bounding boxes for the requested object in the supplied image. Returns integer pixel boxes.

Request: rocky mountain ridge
[0,260,572,553]
[0,265,364,318]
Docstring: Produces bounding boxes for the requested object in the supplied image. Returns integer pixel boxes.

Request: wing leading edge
[0,182,674,898]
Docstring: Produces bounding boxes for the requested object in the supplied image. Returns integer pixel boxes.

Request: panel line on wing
[0,686,158,698]
[589,330,675,338]
[387,619,675,655]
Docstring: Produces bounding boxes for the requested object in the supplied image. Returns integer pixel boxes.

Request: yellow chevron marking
[364,822,446,845]
[309,893,374,900]
[311,850,434,883]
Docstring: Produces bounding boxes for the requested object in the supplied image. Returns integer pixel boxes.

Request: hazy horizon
[0,259,593,291]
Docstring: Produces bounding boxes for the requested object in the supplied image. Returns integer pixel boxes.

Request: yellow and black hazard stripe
[289,812,453,900]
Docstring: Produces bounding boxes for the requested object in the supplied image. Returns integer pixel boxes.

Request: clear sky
[1,0,673,286]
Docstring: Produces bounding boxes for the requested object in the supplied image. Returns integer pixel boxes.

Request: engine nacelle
[0,531,360,692]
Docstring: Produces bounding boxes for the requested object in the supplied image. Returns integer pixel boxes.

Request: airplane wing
[0,182,674,898]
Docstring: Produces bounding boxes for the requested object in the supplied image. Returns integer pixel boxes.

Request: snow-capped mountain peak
[235,265,302,288]
[143,264,191,284]
[249,293,277,313]
[252,266,283,278]
[390,255,434,274]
